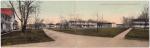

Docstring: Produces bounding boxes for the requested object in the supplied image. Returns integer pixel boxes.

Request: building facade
[1,8,18,32]
[68,20,97,29]
[57,20,115,29]
[132,19,149,29]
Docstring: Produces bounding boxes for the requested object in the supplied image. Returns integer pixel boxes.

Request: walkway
[113,28,132,39]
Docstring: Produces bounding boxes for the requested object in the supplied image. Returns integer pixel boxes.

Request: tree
[34,19,44,29]
[96,11,99,32]
[34,3,40,29]
[122,16,134,28]
[122,7,148,29]
[9,1,39,32]
[138,7,148,19]
[138,7,149,29]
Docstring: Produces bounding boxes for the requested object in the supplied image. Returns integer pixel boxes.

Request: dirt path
[2,28,149,48]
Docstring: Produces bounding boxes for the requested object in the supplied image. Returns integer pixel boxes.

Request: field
[53,28,127,37]
[125,28,149,40]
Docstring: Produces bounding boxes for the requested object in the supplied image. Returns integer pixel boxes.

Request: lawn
[52,28,127,37]
[125,28,149,40]
[1,29,54,46]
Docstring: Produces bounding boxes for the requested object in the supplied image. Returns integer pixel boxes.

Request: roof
[69,21,86,23]
[1,8,14,16]
[48,23,54,25]
[56,23,61,25]
[97,22,112,24]
[68,20,114,24]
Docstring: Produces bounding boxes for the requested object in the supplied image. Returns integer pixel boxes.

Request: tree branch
[9,1,21,21]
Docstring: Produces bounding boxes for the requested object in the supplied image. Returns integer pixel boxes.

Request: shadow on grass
[1,29,54,46]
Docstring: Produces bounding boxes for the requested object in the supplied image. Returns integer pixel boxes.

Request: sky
[1,1,149,24]
[38,1,148,24]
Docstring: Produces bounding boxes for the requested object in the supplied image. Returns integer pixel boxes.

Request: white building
[132,19,149,29]
[68,20,96,29]
[46,23,56,28]
[67,20,114,29]
[1,8,18,32]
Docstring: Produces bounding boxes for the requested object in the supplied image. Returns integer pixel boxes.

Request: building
[68,20,97,29]
[13,20,18,30]
[1,8,18,32]
[26,23,46,29]
[131,7,149,29]
[116,24,125,28]
[46,23,56,28]
[57,20,115,29]
[97,22,114,28]
[132,19,149,29]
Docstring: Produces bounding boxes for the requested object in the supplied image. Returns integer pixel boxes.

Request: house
[132,19,149,29]
[1,8,18,32]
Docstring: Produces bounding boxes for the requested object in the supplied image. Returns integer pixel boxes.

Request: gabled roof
[1,8,14,16]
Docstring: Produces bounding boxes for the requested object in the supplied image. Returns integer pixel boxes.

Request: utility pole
[96,10,99,32]
[59,8,63,30]
[74,1,77,34]
[100,12,103,32]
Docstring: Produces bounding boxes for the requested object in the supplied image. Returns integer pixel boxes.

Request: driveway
[2,28,149,48]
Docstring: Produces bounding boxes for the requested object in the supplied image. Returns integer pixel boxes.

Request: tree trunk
[21,20,27,33]
[21,23,26,33]
[21,25,25,33]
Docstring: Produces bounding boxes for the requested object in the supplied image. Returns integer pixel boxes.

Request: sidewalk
[113,28,132,39]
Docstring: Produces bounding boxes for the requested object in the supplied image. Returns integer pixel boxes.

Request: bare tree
[122,16,134,28]
[138,7,149,29]
[34,3,40,29]
[96,11,99,32]
[9,1,39,33]
[34,19,44,29]
[123,7,149,29]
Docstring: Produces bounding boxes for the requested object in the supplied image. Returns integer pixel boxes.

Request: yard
[1,29,54,46]
[52,28,127,37]
[125,28,149,40]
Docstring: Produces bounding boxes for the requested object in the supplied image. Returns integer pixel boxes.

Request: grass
[1,29,54,46]
[125,28,149,40]
[52,28,127,37]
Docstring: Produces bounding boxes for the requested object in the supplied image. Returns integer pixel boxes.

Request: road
[2,28,149,48]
